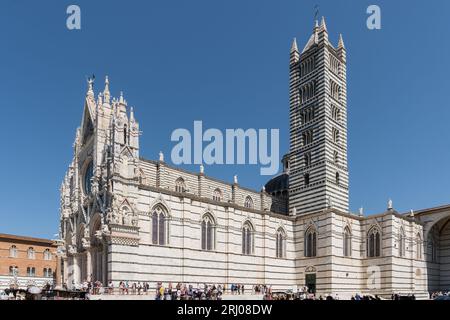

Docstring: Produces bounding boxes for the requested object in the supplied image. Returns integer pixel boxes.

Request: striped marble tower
[288,17,349,215]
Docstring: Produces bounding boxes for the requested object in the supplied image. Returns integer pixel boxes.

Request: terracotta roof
[0,233,57,246]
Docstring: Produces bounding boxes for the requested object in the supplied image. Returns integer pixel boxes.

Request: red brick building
[0,233,58,289]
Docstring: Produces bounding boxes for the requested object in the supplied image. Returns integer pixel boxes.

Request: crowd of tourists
[155,283,225,300]
[68,280,152,295]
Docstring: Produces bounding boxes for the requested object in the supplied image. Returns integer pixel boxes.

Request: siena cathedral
[59,18,449,298]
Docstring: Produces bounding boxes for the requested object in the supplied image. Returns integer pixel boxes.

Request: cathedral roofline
[139,157,267,194]
[406,203,450,217]
[138,183,295,221]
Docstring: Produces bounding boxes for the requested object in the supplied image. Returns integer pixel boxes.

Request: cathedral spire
[320,16,327,32]
[103,76,111,103]
[338,33,345,49]
[130,107,135,122]
[87,76,95,99]
[290,37,298,53]
[119,91,125,104]
[290,37,300,65]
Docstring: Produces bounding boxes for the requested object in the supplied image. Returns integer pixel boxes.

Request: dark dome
[264,173,289,194]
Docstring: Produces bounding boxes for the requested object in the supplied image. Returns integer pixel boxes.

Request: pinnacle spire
[290,37,298,53]
[338,33,345,49]
[130,106,135,122]
[103,75,110,103]
[86,75,95,98]
[320,16,327,31]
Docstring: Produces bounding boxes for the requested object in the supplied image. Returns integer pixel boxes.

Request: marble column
[73,255,80,288]
[86,249,92,282]
[56,255,62,287]
[102,245,107,285]
[63,257,68,286]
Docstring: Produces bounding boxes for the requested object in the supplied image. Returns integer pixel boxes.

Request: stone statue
[359,207,364,216]
[234,175,238,184]
[112,211,121,224]
[81,238,90,249]
[388,199,393,210]
[132,216,139,227]
[159,151,164,162]
[123,214,131,226]
[68,245,76,255]
[102,224,109,234]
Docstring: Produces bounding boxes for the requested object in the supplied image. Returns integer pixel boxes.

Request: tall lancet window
[416,233,423,260]
[399,227,406,257]
[201,214,216,251]
[305,226,317,257]
[343,226,352,257]
[428,233,438,263]
[27,247,35,259]
[123,124,128,145]
[151,205,168,246]
[367,227,381,257]
[242,222,254,255]
[276,228,286,258]
[9,245,17,258]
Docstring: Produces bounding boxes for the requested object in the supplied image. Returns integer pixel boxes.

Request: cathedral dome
[265,172,289,194]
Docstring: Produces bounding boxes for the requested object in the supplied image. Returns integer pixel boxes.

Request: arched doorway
[305,266,317,294]
[426,216,450,292]
[90,216,107,284]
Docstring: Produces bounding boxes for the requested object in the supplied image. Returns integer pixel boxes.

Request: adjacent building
[0,233,58,289]
[58,17,450,298]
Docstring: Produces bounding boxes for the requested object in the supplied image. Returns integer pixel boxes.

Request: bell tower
[288,17,349,215]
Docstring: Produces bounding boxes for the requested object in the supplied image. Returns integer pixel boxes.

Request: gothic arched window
[27,247,35,259]
[201,214,216,251]
[83,161,94,194]
[305,226,317,257]
[43,249,52,261]
[336,172,340,186]
[276,228,286,258]
[43,268,53,278]
[151,205,168,246]
[399,227,406,257]
[175,177,186,193]
[242,222,254,255]
[367,227,381,257]
[9,266,18,276]
[304,153,311,167]
[343,226,352,257]
[27,267,36,277]
[123,124,128,145]
[428,233,438,263]
[9,245,17,258]
[213,188,223,202]
[332,128,339,144]
[244,196,254,209]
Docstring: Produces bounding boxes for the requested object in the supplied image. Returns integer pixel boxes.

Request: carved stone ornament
[81,237,90,249]
[68,245,76,255]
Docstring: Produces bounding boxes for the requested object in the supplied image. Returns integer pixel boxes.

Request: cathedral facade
[59,18,450,298]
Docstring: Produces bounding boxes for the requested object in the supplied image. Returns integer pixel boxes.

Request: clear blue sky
[0,0,449,238]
